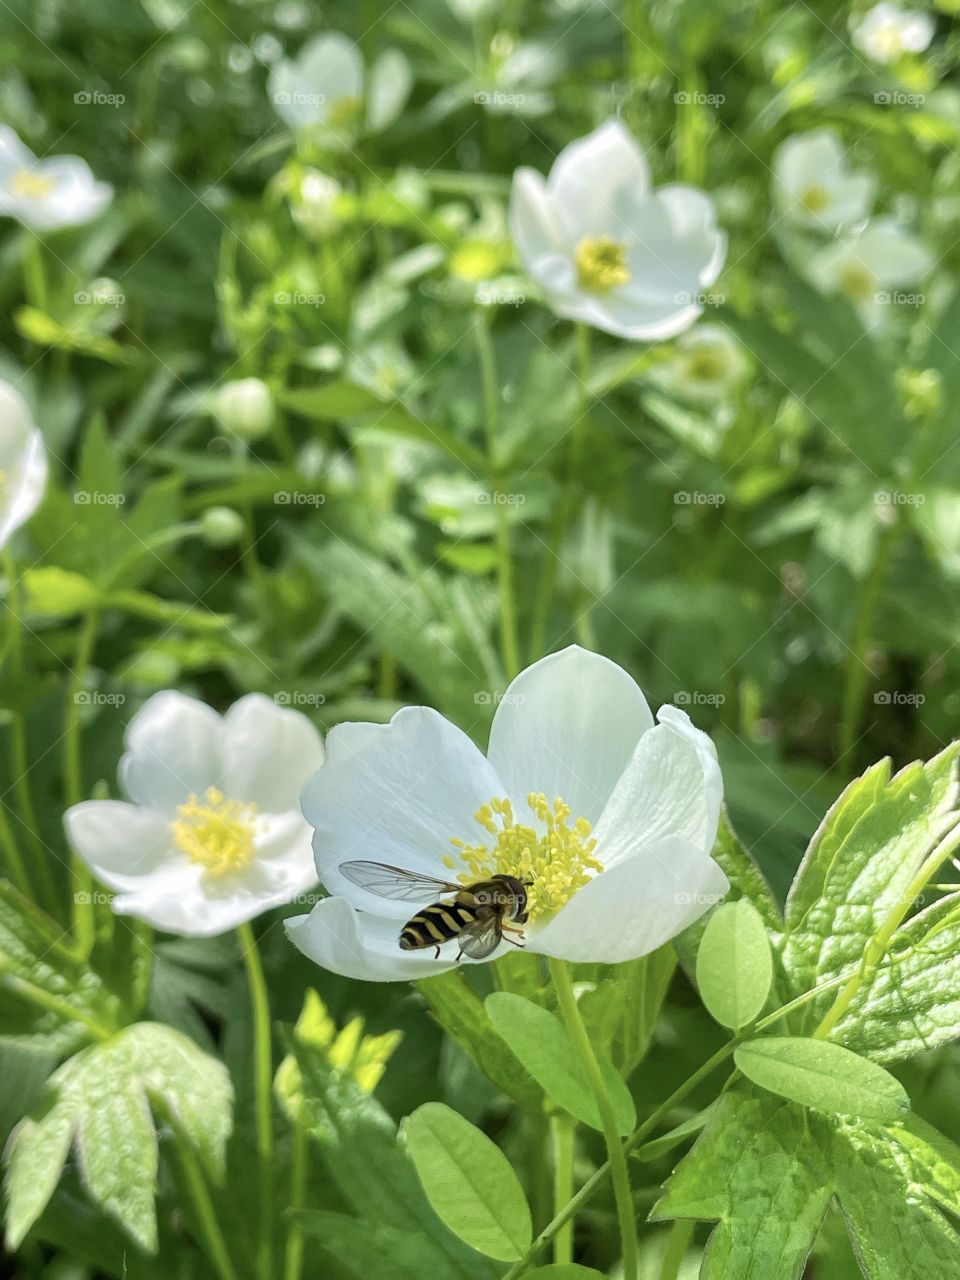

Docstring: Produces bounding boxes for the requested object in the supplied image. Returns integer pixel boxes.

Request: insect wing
[456,911,503,960]
[337,860,461,902]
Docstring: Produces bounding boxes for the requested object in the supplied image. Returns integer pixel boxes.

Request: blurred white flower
[509,119,726,341]
[291,169,343,237]
[659,324,751,404]
[288,646,728,980]
[212,377,274,441]
[65,692,325,936]
[773,129,875,232]
[808,218,932,321]
[0,379,47,548]
[852,3,935,62]
[0,127,112,233]
[269,33,412,148]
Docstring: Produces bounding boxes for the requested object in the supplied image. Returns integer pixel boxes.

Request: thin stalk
[659,1219,694,1280]
[283,1114,309,1280]
[550,959,637,1280]
[237,921,275,1280]
[64,610,100,952]
[551,1114,575,1265]
[475,309,521,679]
[22,233,48,311]
[168,1114,240,1280]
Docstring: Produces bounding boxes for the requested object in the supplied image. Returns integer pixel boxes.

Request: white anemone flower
[269,33,412,148]
[508,119,726,341]
[0,379,48,548]
[659,324,751,404]
[0,127,112,233]
[288,646,729,980]
[65,692,325,937]
[773,129,876,233]
[808,218,932,322]
[852,3,935,63]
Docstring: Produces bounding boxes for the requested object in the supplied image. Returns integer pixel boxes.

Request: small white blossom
[808,218,931,322]
[659,325,751,404]
[853,3,935,63]
[509,120,726,341]
[0,379,47,548]
[773,130,875,233]
[0,127,112,233]
[65,692,325,936]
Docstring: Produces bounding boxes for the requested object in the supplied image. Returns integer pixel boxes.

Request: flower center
[798,183,831,214]
[171,787,259,877]
[574,236,631,293]
[445,793,603,922]
[328,94,362,131]
[683,349,727,382]
[10,169,56,200]
[836,261,875,304]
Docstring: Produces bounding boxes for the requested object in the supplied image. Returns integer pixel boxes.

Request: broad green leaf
[418,971,544,1112]
[22,566,102,617]
[5,1022,232,1252]
[697,900,773,1029]
[577,946,676,1074]
[484,992,635,1135]
[525,1268,608,1280]
[281,381,386,419]
[295,1210,456,1280]
[654,1087,960,1280]
[403,1102,532,1261]
[782,745,960,1024]
[733,1037,909,1121]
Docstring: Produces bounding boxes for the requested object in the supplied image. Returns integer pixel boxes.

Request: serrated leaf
[733,1037,909,1121]
[484,992,635,1135]
[697,900,773,1030]
[782,745,960,1026]
[5,1022,232,1251]
[403,1102,532,1261]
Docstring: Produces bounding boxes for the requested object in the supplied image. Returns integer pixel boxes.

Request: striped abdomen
[400,899,481,950]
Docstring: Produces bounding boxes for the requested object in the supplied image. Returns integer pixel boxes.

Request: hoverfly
[338,861,529,960]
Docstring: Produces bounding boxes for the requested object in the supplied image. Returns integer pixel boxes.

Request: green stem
[814,819,960,1040]
[168,1119,239,1280]
[529,324,592,661]
[64,610,100,952]
[238,921,275,1280]
[1,972,114,1039]
[550,959,637,1280]
[22,233,48,311]
[659,1219,694,1280]
[283,1113,309,1280]
[475,309,521,680]
[838,514,901,761]
[551,1114,575,1265]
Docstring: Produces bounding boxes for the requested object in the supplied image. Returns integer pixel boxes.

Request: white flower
[853,3,935,62]
[509,119,726,341]
[212,377,274,441]
[288,646,728,980]
[0,127,112,233]
[0,379,47,548]
[808,218,931,321]
[773,129,876,233]
[269,33,412,148]
[658,324,751,404]
[291,169,343,238]
[65,692,325,937]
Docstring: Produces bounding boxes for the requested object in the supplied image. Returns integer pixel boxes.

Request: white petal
[64,800,176,890]
[487,646,654,827]
[0,125,35,175]
[119,691,223,814]
[509,167,563,270]
[548,119,650,232]
[221,693,324,812]
[593,705,722,867]
[366,49,412,132]
[112,866,284,937]
[300,707,503,917]
[527,835,728,963]
[287,896,458,981]
[270,33,363,131]
[32,157,112,230]
[0,381,47,547]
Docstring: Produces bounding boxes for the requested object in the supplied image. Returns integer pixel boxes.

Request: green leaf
[484,992,635,1135]
[5,1022,232,1252]
[525,1268,608,1280]
[281,381,387,419]
[654,1087,960,1280]
[577,947,676,1074]
[418,971,544,1113]
[22,567,102,617]
[781,745,960,1025]
[733,1037,909,1121]
[403,1102,532,1261]
[697,900,773,1029]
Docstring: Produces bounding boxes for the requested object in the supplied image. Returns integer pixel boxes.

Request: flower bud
[200,506,246,547]
[292,170,343,238]
[212,377,274,441]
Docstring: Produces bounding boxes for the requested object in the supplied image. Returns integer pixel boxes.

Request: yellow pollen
[171,787,258,877]
[328,95,362,130]
[798,183,831,215]
[836,262,875,304]
[10,169,56,200]
[683,350,726,382]
[445,793,603,922]
[574,236,631,293]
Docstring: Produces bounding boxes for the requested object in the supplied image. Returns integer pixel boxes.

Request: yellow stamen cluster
[445,793,603,921]
[836,262,875,304]
[798,183,831,214]
[171,787,258,877]
[328,95,362,130]
[574,236,631,293]
[10,169,56,200]
[682,350,726,383]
